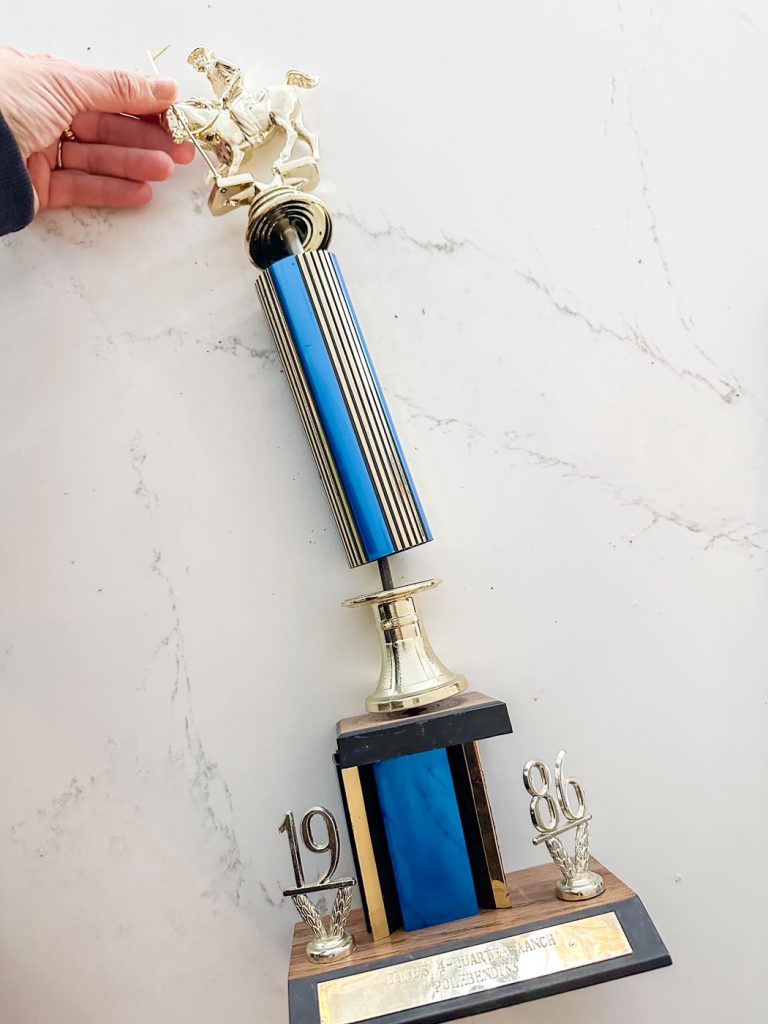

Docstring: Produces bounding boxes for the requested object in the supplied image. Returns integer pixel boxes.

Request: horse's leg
[292,107,319,161]
[228,148,243,175]
[228,142,254,178]
[212,137,233,172]
[271,113,299,170]
[214,120,251,178]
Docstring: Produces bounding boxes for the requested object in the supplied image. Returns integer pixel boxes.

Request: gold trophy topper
[523,750,605,902]
[149,45,320,216]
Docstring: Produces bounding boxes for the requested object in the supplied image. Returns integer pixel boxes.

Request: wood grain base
[287,860,671,1023]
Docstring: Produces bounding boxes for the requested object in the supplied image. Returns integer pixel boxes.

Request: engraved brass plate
[317,911,632,1024]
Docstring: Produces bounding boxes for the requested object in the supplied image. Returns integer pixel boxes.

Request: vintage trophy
[159,47,671,1024]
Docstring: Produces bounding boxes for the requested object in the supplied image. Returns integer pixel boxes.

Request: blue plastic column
[257,250,431,567]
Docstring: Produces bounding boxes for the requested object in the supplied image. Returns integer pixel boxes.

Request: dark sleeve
[0,111,34,236]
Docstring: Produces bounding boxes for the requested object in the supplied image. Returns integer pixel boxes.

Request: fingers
[0,49,183,161]
[28,150,157,210]
[70,64,179,117]
[60,141,175,182]
[47,170,152,210]
[70,111,195,163]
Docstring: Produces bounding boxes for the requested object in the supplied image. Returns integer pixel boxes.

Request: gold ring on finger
[56,127,78,169]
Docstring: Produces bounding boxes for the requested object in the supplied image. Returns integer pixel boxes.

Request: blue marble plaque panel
[372,747,478,930]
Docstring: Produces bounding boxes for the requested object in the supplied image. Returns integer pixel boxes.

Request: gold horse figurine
[155,47,321,215]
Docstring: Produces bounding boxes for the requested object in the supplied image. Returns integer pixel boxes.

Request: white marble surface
[1,4,767,1022]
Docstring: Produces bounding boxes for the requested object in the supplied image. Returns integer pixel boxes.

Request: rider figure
[188,47,243,104]
[187,46,260,137]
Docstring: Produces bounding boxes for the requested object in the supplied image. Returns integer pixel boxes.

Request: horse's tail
[284,69,319,89]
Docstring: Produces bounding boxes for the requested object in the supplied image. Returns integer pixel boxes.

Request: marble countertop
[1,4,766,1022]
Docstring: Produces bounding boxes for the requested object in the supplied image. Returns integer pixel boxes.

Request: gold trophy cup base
[556,870,605,902]
[306,931,355,964]
[365,675,467,714]
[346,579,470,716]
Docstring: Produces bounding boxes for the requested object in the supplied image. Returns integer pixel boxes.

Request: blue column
[257,250,431,567]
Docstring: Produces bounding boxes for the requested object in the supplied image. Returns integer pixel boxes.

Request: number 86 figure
[523,750,605,901]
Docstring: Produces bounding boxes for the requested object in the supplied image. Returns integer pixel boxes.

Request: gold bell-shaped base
[343,578,468,713]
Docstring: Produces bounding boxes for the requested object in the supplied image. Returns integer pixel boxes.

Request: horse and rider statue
[164,47,321,211]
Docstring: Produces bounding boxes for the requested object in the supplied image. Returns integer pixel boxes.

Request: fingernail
[149,76,178,102]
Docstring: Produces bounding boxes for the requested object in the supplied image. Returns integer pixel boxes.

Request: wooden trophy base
[287,860,670,1024]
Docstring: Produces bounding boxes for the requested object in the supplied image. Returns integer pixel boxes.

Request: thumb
[73,65,178,115]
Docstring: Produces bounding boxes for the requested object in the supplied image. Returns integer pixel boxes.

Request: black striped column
[257,251,431,568]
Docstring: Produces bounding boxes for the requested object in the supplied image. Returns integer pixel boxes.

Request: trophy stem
[278,216,305,257]
[377,556,394,591]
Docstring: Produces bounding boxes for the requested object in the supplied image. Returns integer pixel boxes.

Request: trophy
[159,47,671,1024]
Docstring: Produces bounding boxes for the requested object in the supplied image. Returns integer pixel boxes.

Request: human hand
[0,46,195,214]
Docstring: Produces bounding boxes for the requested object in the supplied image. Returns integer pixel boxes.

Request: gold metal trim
[296,252,429,552]
[317,912,632,1024]
[339,768,389,941]
[256,273,366,566]
[463,741,511,909]
[342,579,467,713]
[247,187,332,266]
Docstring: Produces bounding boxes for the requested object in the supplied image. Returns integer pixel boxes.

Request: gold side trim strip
[464,741,511,909]
[257,274,365,566]
[258,277,356,559]
[297,252,428,551]
[309,252,422,546]
[317,911,633,1024]
[261,283,361,564]
[318,250,426,545]
[297,255,410,548]
[340,767,389,942]
[317,253,426,543]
